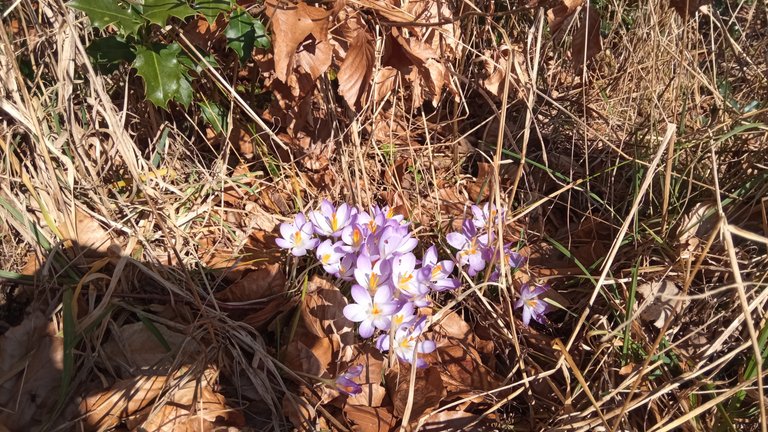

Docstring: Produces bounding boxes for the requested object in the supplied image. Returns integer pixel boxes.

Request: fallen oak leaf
[337,29,375,109]
[79,374,169,431]
[266,1,331,82]
[571,5,602,71]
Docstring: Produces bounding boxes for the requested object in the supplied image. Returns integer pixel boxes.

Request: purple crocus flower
[446,220,489,276]
[391,253,432,306]
[419,245,460,291]
[275,213,319,257]
[354,255,392,293]
[390,300,416,329]
[343,284,399,338]
[316,239,346,276]
[487,244,527,282]
[340,223,369,253]
[514,284,552,326]
[310,199,354,238]
[376,317,436,368]
[471,202,504,229]
[335,365,363,396]
[337,253,356,281]
[372,225,418,260]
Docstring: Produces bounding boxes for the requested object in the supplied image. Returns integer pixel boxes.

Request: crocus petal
[418,339,436,355]
[275,238,291,249]
[335,376,362,395]
[279,223,294,240]
[376,334,389,351]
[378,302,400,316]
[343,304,368,322]
[291,247,308,257]
[521,307,532,327]
[373,285,393,304]
[446,232,467,249]
[350,284,371,306]
[359,320,375,338]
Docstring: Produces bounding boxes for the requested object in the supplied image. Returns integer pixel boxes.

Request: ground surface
[1,0,767,431]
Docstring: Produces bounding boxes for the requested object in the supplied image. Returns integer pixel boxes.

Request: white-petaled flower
[343,284,399,338]
[354,255,392,293]
[376,317,435,368]
[275,213,319,256]
[310,199,355,238]
[514,283,552,327]
[316,239,346,275]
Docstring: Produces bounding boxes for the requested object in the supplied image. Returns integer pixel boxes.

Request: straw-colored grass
[1,0,767,430]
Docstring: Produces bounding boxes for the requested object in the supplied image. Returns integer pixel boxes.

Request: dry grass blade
[1,0,766,430]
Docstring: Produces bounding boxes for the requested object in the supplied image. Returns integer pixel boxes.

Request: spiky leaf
[195,0,231,23]
[67,0,143,35]
[225,8,270,61]
[132,43,192,109]
[86,36,136,74]
[141,0,195,26]
[198,101,228,134]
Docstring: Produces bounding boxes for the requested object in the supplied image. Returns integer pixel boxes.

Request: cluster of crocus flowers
[276,200,459,368]
[447,203,553,326]
[447,203,527,280]
[277,200,555,390]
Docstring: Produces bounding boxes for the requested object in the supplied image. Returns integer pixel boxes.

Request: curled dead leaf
[385,363,445,420]
[482,44,530,100]
[127,370,243,431]
[338,29,375,108]
[636,280,686,329]
[216,263,286,303]
[344,404,397,432]
[267,1,331,82]
[301,276,356,346]
[345,345,386,407]
[79,374,169,431]
[103,321,201,375]
[571,5,602,71]
[0,312,62,430]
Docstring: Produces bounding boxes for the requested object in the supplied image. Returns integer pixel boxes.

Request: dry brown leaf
[103,321,201,375]
[432,309,494,356]
[669,0,709,18]
[282,389,318,431]
[372,67,399,105]
[267,1,331,82]
[636,280,686,329]
[79,374,169,431]
[432,342,499,397]
[346,345,386,407]
[128,372,243,431]
[420,410,495,431]
[482,44,530,100]
[71,207,115,252]
[337,29,375,108]
[301,275,356,346]
[344,404,397,432]
[0,312,62,430]
[215,263,285,302]
[385,363,445,419]
[571,5,602,71]
[282,334,334,378]
[546,0,584,34]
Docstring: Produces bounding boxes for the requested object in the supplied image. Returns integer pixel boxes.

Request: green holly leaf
[141,0,195,26]
[67,0,143,35]
[198,101,228,134]
[225,8,270,61]
[195,0,231,23]
[86,36,136,74]
[132,43,192,109]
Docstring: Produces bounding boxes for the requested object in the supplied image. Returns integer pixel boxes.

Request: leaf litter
[3,0,768,429]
